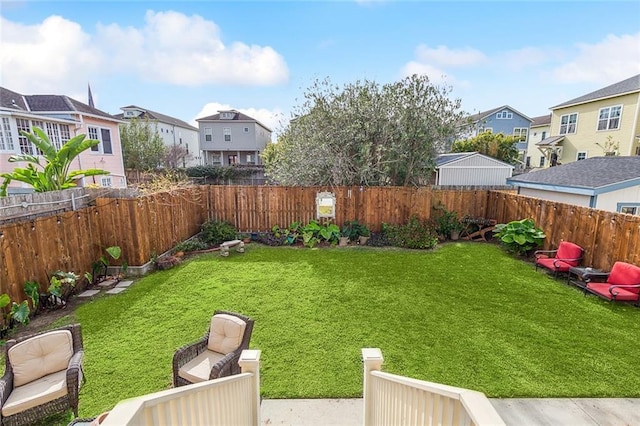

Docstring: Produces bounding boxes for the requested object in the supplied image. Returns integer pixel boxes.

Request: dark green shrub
[494,218,545,255]
[256,232,287,246]
[200,220,237,246]
[174,239,209,253]
[341,220,370,241]
[434,207,464,239]
[383,216,439,249]
[367,232,389,247]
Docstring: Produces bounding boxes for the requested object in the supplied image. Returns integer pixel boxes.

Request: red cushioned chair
[585,262,640,305]
[535,241,584,277]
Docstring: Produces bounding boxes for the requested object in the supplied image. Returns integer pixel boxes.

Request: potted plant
[358,224,371,245]
[338,227,350,247]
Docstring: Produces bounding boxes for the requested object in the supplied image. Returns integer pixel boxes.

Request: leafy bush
[434,206,464,239]
[174,238,209,253]
[367,232,389,247]
[272,222,301,245]
[494,218,546,255]
[256,232,287,246]
[200,220,237,246]
[341,220,370,241]
[319,222,340,245]
[301,220,322,248]
[383,216,439,249]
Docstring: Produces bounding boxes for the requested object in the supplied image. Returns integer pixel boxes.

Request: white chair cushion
[1,370,67,417]
[178,350,226,383]
[8,330,73,387]
[207,314,246,354]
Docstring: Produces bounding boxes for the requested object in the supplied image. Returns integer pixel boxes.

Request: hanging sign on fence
[316,192,336,219]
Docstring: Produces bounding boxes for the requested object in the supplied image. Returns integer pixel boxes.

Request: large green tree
[0,127,109,196]
[120,118,166,171]
[451,132,520,164]
[263,75,467,186]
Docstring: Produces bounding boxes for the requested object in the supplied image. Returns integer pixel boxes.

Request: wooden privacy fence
[487,191,640,270]
[0,187,207,302]
[207,186,491,232]
[1,185,639,302]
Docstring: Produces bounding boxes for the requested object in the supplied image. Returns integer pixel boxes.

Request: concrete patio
[260,398,640,425]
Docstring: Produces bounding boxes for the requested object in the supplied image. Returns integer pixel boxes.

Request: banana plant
[0,127,110,196]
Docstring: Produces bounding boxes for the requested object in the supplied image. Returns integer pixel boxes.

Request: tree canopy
[262,75,468,186]
[450,132,520,164]
[120,118,166,171]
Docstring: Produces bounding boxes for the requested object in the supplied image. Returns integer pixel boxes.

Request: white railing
[362,348,505,426]
[101,350,261,426]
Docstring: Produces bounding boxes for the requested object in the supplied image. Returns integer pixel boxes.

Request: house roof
[531,114,551,127]
[116,105,198,131]
[535,135,565,146]
[0,87,119,122]
[552,74,640,109]
[435,152,514,168]
[508,156,640,194]
[196,109,272,132]
[467,105,533,123]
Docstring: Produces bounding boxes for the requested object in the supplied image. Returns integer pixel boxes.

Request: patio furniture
[460,217,497,242]
[535,241,584,277]
[0,324,84,426]
[567,266,608,289]
[220,240,245,257]
[172,310,254,387]
[584,261,640,304]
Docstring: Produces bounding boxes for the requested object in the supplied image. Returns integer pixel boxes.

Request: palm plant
[0,127,110,196]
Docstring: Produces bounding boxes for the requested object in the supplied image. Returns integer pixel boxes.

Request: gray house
[507,156,640,214]
[196,110,271,166]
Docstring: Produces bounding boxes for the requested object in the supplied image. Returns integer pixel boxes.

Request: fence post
[362,348,384,426]
[239,349,261,426]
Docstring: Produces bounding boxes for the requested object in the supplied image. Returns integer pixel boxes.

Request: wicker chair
[0,324,84,426]
[172,310,254,387]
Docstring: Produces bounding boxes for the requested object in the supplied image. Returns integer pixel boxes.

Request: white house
[507,156,640,215]
[434,152,514,186]
[116,105,201,167]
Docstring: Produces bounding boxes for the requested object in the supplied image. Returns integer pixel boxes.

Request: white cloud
[552,33,640,84]
[0,10,289,94]
[193,103,286,140]
[400,62,453,85]
[414,44,487,67]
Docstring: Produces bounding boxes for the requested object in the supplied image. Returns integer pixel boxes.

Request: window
[496,110,513,119]
[16,118,33,154]
[88,126,113,154]
[204,127,212,142]
[539,156,545,167]
[479,127,493,133]
[243,127,249,133]
[0,117,15,151]
[597,105,622,131]
[513,128,528,143]
[211,154,222,164]
[224,127,231,142]
[101,176,113,187]
[576,151,587,161]
[228,154,238,165]
[618,204,640,215]
[45,122,62,150]
[246,154,254,164]
[525,156,531,167]
[541,131,547,140]
[59,125,70,144]
[559,113,578,134]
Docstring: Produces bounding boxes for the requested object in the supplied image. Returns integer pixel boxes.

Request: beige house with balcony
[534,74,640,167]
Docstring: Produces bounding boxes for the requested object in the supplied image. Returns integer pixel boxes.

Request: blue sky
[1,1,639,135]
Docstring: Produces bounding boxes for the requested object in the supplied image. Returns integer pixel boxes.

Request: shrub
[383,216,439,249]
[434,206,464,239]
[174,238,209,253]
[200,220,237,246]
[256,232,287,246]
[367,232,389,247]
[494,218,545,256]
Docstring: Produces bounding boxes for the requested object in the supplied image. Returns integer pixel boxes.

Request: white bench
[220,240,245,257]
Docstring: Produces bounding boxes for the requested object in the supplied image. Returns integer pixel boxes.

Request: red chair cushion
[608,262,640,287]
[555,242,583,267]
[536,257,573,272]
[587,283,640,301]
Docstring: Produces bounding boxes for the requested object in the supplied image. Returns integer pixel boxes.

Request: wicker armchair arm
[0,372,13,407]
[609,284,640,296]
[67,350,84,403]
[173,336,208,384]
[210,351,242,379]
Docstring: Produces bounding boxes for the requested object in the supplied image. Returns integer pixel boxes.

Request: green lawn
[62,243,640,417]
